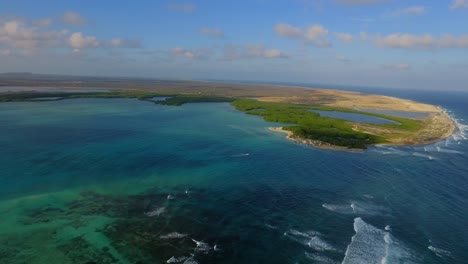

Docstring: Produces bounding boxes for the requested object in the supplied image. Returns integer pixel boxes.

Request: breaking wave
[342,218,416,264]
[428,245,452,259]
[284,229,336,252]
[323,201,390,216]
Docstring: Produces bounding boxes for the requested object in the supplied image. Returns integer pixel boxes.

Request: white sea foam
[323,201,389,216]
[322,203,354,214]
[191,239,212,253]
[160,232,188,239]
[428,245,452,258]
[412,152,436,160]
[264,223,278,229]
[305,252,338,264]
[445,109,467,142]
[231,153,251,157]
[213,244,220,251]
[384,225,391,231]
[372,146,408,156]
[284,229,336,252]
[434,147,463,154]
[342,218,415,264]
[144,206,165,217]
[167,256,189,263]
[182,257,198,264]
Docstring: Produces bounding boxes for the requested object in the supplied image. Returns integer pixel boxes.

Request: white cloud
[392,6,426,16]
[274,23,331,47]
[362,32,468,49]
[62,11,87,26]
[199,28,224,37]
[34,18,52,28]
[171,44,287,61]
[375,33,434,48]
[382,63,411,70]
[171,47,213,60]
[167,3,195,13]
[334,32,354,43]
[68,32,99,51]
[245,45,288,58]
[0,19,68,49]
[450,0,468,10]
[274,23,302,38]
[438,34,468,48]
[108,38,142,48]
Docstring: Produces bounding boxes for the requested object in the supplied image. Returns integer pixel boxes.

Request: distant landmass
[0,73,456,150]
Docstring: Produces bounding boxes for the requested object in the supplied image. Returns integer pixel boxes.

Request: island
[0,74,456,151]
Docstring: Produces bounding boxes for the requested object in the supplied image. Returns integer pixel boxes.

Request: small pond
[311,110,400,125]
[354,108,429,119]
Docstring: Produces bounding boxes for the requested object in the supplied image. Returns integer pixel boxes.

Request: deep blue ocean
[0,85,467,264]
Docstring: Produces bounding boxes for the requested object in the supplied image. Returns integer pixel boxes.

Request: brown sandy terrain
[0,74,456,148]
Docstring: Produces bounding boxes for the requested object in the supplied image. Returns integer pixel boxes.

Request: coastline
[268,127,364,153]
[269,106,457,151]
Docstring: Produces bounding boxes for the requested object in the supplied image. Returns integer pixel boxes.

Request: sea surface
[0,87,467,264]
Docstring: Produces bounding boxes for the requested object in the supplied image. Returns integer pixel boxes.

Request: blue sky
[1,0,468,90]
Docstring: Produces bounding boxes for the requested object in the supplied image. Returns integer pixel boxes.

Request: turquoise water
[0,94,467,264]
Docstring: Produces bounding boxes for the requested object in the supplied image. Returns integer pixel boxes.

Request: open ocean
[0,86,467,264]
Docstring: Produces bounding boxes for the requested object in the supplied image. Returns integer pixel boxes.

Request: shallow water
[0,93,467,264]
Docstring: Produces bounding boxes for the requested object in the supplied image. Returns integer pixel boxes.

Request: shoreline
[269,106,457,152]
[268,127,364,153]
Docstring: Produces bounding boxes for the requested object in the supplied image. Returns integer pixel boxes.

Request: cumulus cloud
[170,44,287,60]
[107,38,142,48]
[68,32,99,51]
[334,32,354,43]
[34,18,52,28]
[167,3,195,13]
[374,33,434,48]
[62,11,87,26]
[438,34,468,48]
[274,23,302,38]
[450,0,468,10]
[0,19,68,49]
[274,23,331,47]
[222,44,288,60]
[171,47,213,60]
[336,0,388,5]
[199,27,224,37]
[361,32,468,49]
[382,63,411,70]
[244,45,288,58]
[392,6,426,16]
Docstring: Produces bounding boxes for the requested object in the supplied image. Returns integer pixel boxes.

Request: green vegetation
[0,91,234,105]
[231,99,423,149]
[0,91,422,149]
